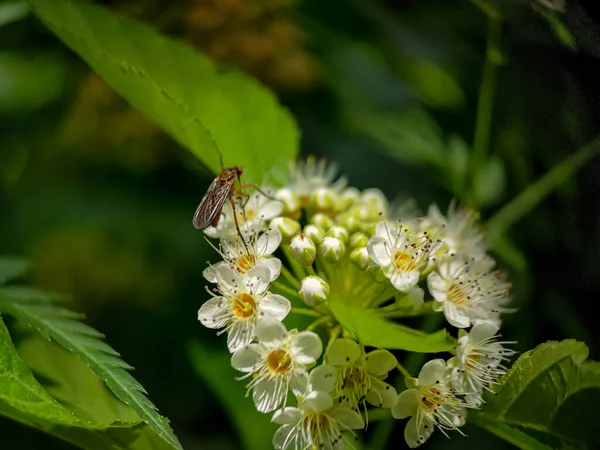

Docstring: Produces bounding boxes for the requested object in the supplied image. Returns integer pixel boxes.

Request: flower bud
[336,214,360,232]
[310,187,337,211]
[270,217,301,238]
[275,188,301,218]
[289,235,316,267]
[299,275,329,306]
[349,232,368,248]
[311,213,334,230]
[303,224,324,243]
[327,226,349,243]
[319,236,345,263]
[350,247,369,269]
[336,187,360,211]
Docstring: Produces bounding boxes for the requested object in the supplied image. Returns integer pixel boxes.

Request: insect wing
[192,178,232,229]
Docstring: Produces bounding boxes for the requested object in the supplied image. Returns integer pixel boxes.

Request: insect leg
[229,197,249,252]
[234,184,277,201]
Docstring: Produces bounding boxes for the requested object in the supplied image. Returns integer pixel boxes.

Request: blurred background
[1,0,600,448]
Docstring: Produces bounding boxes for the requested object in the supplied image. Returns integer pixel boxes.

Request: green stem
[471,16,502,203]
[487,135,600,242]
[396,362,412,379]
[306,316,333,332]
[290,307,321,318]
[280,264,301,289]
[271,281,301,301]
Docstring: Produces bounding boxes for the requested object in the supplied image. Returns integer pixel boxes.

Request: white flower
[427,258,511,328]
[368,221,442,292]
[289,235,317,267]
[203,230,283,283]
[272,390,364,450]
[299,276,329,306]
[320,237,345,263]
[287,156,347,203]
[392,359,467,448]
[321,338,398,410]
[448,322,516,406]
[425,202,486,260]
[231,317,323,413]
[204,191,284,239]
[198,264,290,352]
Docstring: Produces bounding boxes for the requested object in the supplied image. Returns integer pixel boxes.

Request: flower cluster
[197,156,517,448]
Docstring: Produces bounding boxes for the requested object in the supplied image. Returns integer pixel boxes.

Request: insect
[192,166,245,231]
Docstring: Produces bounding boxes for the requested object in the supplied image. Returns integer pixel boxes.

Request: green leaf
[328,295,456,352]
[0,2,29,28]
[26,0,299,182]
[469,415,552,450]
[0,318,147,450]
[403,61,465,110]
[188,340,276,450]
[0,286,183,450]
[471,340,600,449]
[473,155,505,207]
[0,256,29,285]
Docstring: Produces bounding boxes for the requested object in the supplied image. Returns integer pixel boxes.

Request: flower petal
[253,379,286,413]
[389,269,420,292]
[244,264,271,295]
[325,338,361,367]
[290,368,309,396]
[391,388,418,419]
[259,294,291,321]
[231,344,261,372]
[367,236,392,267]
[258,229,282,256]
[365,349,397,377]
[469,321,499,343]
[271,407,302,425]
[226,320,255,353]
[261,200,285,219]
[331,407,364,430]
[302,390,333,412]
[309,364,337,393]
[272,423,293,449]
[427,271,449,302]
[197,297,230,329]
[418,359,448,386]
[444,301,471,328]
[404,414,434,448]
[366,378,398,408]
[262,257,282,281]
[290,331,322,364]
[256,317,288,347]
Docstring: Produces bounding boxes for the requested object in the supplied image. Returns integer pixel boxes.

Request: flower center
[465,352,481,370]
[420,387,443,412]
[341,366,367,391]
[394,251,418,272]
[302,412,330,435]
[448,282,466,305]
[266,349,293,374]
[237,208,255,225]
[232,293,256,319]
[236,253,256,272]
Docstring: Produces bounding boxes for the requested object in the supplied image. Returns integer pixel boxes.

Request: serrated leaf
[0,257,29,285]
[188,340,276,450]
[26,0,299,182]
[471,340,600,448]
[328,294,456,352]
[0,318,149,450]
[0,287,183,450]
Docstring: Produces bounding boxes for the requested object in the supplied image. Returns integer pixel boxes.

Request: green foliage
[328,295,456,353]
[470,340,600,449]
[26,0,299,182]
[0,1,29,28]
[0,256,29,284]
[0,257,182,450]
[188,340,276,450]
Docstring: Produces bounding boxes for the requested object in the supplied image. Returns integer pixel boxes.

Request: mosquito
[192,160,272,247]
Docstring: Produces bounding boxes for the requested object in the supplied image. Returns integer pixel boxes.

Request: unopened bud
[349,232,368,248]
[327,226,349,243]
[319,236,345,263]
[303,224,325,243]
[289,235,316,266]
[299,275,329,306]
[336,187,360,211]
[310,187,337,211]
[350,247,370,269]
[270,217,301,238]
[311,213,334,230]
[275,188,301,218]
